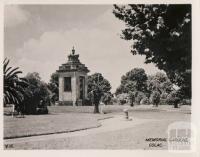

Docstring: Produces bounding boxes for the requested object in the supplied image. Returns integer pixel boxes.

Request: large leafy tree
[150,91,161,107]
[22,72,50,114]
[147,72,173,94]
[113,4,191,99]
[47,72,59,104]
[3,58,28,108]
[116,68,148,93]
[166,90,181,108]
[87,73,111,113]
[116,68,148,106]
[147,72,173,106]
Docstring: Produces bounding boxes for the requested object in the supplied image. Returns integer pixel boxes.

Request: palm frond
[3,58,27,106]
[5,66,12,75]
[6,68,22,79]
[3,58,9,73]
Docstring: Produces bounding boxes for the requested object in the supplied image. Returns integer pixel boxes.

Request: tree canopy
[22,72,50,114]
[116,68,148,106]
[147,72,173,94]
[48,72,59,104]
[87,73,111,113]
[88,73,111,93]
[113,4,191,99]
[116,68,148,95]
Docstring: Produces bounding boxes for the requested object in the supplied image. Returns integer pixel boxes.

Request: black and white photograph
[1,1,199,154]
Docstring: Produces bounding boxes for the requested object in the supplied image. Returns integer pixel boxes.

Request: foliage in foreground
[113,4,191,99]
[3,58,28,109]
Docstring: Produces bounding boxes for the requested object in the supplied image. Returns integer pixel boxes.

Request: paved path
[5,115,156,145]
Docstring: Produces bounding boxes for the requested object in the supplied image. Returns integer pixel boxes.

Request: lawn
[4,104,190,140]
[4,109,191,149]
[48,104,191,114]
[4,113,112,139]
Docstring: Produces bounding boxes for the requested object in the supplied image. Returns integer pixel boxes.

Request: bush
[179,99,191,105]
[159,98,167,105]
[135,92,146,105]
[22,72,50,114]
[36,106,48,114]
[117,93,128,105]
[110,97,118,105]
[102,92,113,105]
[140,97,149,105]
[83,98,92,106]
[119,99,126,105]
[159,92,168,105]
[150,91,160,106]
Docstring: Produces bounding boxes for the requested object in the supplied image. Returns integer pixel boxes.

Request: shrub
[102,92,113,105]
[159,92,168,105]
[22,72,50,114]
[119,99,127,105]
[135,92,146,105]
[48,72,59,104]
[36,106,48,114]
[117,93,128,105]
[83,98,92,106]
[150,91,160,107]
[140,97,149,105]
[179,99,191,105]
[111,97,118,105]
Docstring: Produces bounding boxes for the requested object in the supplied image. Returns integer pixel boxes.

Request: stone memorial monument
[57,47,90,106]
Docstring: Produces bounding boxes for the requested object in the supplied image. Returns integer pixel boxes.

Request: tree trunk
[174,103,178,108]
[94,103,100,113]
[130,100,134,107]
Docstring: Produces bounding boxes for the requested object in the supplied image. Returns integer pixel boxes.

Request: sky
[4,5,162,92]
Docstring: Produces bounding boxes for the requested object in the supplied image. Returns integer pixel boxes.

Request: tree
[113,4,191,99]
[22,72,50,114]
[150,91,161,107]
[166,90,181,108]
[147,72,174,106]
[147,72,172,93]
[3,58,28,110]
[48,72,59,104]
[120,68,148,93]
[101,92,113,105]
[128,91,135,106]
[135,91,146,105]
[87,73,111,113]
[115,68,148,106]
[117,93,129,105]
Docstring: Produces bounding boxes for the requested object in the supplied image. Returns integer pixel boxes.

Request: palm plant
[3,58,28,107]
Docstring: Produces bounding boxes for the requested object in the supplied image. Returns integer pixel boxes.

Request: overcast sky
[4,5,162,92]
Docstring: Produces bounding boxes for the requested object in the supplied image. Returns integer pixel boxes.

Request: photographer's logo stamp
[167,121,196,152]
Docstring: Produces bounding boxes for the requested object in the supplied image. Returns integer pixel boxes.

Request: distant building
[56,47,90,106]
